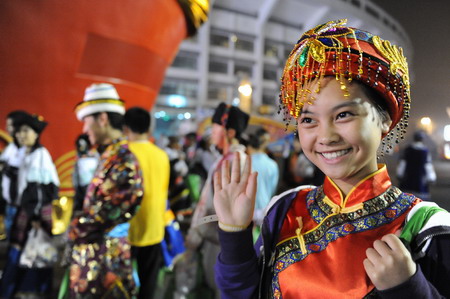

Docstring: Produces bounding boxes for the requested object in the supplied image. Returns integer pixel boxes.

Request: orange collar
[322,164,392,212]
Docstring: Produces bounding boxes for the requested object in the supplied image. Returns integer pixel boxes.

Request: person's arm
[213,152,260,298]
[215,226,260,299]
[69,148,143,244]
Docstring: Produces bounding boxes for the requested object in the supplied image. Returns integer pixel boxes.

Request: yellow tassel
[295,216,307,253]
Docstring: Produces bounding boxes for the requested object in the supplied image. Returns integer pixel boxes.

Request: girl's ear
[381,116,392,135]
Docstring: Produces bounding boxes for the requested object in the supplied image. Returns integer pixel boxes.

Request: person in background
[0,110,28,239]
[72,133,99,215]
[67,83,143,298]
[397,130,436,201]
[183,132,198,162]
[213,20,450,298]
[0,112,59,298]
[247,128,279,227]
[183,102,249,298]
[123,107,170,299]
[165,136,190,213]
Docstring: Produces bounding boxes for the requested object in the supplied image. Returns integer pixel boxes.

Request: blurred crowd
[0,83,324,299]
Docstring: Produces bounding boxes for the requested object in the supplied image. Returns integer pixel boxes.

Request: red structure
[0,0,208,196]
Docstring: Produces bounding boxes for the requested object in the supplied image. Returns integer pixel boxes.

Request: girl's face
[16,125,39,148]
[297,79,391,193]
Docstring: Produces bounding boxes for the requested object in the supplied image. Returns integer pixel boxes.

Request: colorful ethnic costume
[68,139,143,298]
[215,166,450,298]
[214,20,450,298]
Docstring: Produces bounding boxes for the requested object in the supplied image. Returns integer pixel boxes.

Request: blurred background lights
[238,83,252,97]
[420,117,431,126]
[167,94,187,108]
[154,111,167,119]
[444,125,450,142]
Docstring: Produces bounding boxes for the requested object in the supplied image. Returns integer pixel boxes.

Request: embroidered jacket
[215,165,450,298]
[68,139,143,298]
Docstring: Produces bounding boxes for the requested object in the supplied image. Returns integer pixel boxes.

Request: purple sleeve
[378,266,444,298]
[379,234,450,298]
[215,226,260,299]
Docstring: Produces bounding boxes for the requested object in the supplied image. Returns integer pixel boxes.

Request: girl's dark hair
[358,82,391,124]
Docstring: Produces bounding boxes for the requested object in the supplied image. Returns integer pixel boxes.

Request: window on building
[160,79,198,99]
[209,57,228,74]
[211,30,230,48]
[234,35,254,52]
[263,91,278,105]
[171,51,198,70]
[263,65,278,81]
[264,42,279,58]
[351,0,360,7]
[365,6,379,19]
[284,46,293,60]
[234,60,253,77]
[208,84,228,101]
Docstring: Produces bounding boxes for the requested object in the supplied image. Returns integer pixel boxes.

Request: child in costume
[213,20,450,298]
[0,113,59,298]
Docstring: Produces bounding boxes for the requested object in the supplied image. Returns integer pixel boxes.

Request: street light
[420,117,431,126]
[238,83,252,97]
[238,79,252,113]
[419,116,433,134]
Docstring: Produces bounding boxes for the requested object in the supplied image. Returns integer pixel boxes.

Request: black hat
[7,110,28,122]
[212,103,249,138]
[14,113,48,134]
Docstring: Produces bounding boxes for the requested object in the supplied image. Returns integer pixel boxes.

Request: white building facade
[154,0,412,135]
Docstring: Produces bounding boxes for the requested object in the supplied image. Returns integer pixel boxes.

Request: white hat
[75,83,126,121]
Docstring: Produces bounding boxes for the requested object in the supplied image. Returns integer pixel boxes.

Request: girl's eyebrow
[331,100,360,112]
[300,99,361,115]
[300,109,312,115]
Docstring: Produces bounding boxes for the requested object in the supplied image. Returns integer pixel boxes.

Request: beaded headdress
[279,19,411,143]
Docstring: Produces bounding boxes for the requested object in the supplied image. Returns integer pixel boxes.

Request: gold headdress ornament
[279,19,411,143]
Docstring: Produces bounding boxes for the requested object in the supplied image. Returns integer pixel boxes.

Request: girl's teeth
[322,149,349,159]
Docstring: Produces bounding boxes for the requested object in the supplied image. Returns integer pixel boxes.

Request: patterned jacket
[68,139,143,298]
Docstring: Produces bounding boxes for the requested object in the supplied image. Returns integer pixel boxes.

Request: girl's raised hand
[213,152,258,230]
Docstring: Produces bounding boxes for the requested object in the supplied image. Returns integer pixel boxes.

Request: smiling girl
[213,20,450,298]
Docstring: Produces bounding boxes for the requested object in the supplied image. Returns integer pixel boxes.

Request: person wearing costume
[67,83,143,298]
[213,20,450,298]
[0,110,28,239]
[0,112,60,298]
